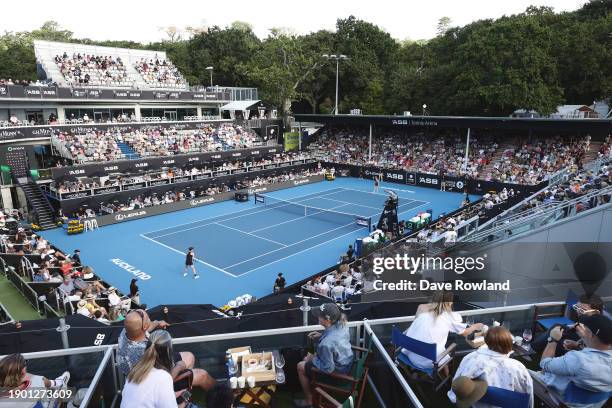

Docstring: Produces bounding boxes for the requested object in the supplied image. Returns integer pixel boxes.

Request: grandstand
[35,40,188,90]
[0,34,611,408]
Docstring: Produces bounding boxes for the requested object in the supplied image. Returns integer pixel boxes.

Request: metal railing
[464,185,612,243]
[6,300,602,408]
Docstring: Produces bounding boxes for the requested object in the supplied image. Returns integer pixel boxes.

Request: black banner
[93,186,121,195]
[50,145,279,179]
[91,174,325,227]
[61,190,92,200]
[322,162,545,196]
[122,182,146,191]
[0,84,230,102]
[148,179,169,187]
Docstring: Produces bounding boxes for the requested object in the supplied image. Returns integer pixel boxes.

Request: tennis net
[254,193,372,231]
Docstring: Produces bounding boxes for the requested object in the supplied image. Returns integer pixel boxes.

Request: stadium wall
[325,162,546,195]
[63,172,325,226]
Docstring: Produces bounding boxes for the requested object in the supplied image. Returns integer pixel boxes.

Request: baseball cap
[580,314,612,345]
[311,303,341,323]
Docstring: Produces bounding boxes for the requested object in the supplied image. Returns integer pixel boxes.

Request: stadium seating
[310,127,602,185]
[54,123,260,162]
[34,40,189,90]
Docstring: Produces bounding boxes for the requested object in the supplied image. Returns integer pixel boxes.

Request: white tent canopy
[220,100,261,111]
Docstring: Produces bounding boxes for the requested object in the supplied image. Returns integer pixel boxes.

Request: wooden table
[231,350,285,408]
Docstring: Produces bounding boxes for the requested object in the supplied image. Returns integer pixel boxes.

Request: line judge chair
[391,326,456,391]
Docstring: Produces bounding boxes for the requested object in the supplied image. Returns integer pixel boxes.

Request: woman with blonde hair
[402,290,484,374]
[0,353,70,407]
[120,330,182,408]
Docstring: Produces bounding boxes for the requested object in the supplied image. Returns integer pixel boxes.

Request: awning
[220,100,261,111]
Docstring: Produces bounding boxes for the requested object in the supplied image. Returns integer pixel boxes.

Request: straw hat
[86,294,95,300]
[77,300,87,308]
[452,376,488,408]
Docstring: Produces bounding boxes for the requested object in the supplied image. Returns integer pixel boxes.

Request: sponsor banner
[94,186,121,195]
[0,85,8,97]
[194,173,212,180]
[87,89,101,99]
[405,172,416,185]
[382,170,405,183]
[61,190,92,200]
[173,176,192,184]
[50,146,278,178]
[283,132,299,151]
[148,179,170,187]
[249,166,262,171]
[114,90,129,99]
[128,90,142,99]
[415,173,440,187]
[122,182,147,191]
[24,87,42,97]
[41,88,58,98]
[231,168,247,174]
[264,164,278,169]
[94,174,324,226]
[214,170,230,176]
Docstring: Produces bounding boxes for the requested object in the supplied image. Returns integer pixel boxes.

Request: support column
[56,107,66,122]
[134,104,141,121]
[368,124,373,161]
[463,127,471,171]
[196,106,202,118]
[298,122,303,150]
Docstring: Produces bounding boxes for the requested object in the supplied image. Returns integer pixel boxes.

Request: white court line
[139,233,238,278]
[230,226,368,277]
[224,221,361,269]
[250,202,352,233]
[143,187,347,237]
[213,222,288,247]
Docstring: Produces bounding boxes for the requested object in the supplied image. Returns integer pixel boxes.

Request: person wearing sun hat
[294,303,354,408]
[448,326,533,408]
[451,376,488,408]
[76,300,91,317]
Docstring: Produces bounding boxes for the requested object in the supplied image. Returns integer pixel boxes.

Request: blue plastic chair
[479,386,530,408]
[563,382,611,405]
[534,290,578,331]
[391,326,456,390]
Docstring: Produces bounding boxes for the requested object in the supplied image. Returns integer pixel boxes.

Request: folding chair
[480,386,530,408]
[391,326,456,391]
[314,387,354,408]
[533,290,578,334]
[311,337,373,408]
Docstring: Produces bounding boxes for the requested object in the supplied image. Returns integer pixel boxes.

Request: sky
[3,0,588,43]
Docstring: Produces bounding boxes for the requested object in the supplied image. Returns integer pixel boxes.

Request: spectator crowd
[309,126,599,185]
[134,57,187,88]
[55,123,260,162]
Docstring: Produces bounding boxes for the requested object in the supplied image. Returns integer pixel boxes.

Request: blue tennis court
[42,178,477,307]
[140,187,428,277]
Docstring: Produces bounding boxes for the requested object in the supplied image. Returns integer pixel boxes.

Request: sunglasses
[572,304,597,314]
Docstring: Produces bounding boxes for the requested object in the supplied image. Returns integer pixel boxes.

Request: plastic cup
[238,376,246,388]
[229,377,238,389]
[247,376,256,387]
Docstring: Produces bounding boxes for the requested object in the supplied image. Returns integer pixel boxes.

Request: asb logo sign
[419,176,439,185]
[385,172,404,181]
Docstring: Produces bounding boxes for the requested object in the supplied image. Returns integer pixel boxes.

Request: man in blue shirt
[294,303,354,408]
[531,314,612,408]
